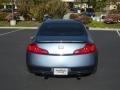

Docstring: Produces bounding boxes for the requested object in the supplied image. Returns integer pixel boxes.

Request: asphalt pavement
[0,29,120,90]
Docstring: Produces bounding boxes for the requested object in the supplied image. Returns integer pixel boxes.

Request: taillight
[27,43,49,54]
[73,43,96,55]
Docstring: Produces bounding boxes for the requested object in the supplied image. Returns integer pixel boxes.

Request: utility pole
[11,0,14,20]
[10,0,16,26]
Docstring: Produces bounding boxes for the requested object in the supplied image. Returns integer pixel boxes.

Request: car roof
[43,19,83,25]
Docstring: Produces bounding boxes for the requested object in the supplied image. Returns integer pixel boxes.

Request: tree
[0,0,10,4]
[46,0,67,18]
[93,0,107,12]
[106,0,117,4]
[17,0,67,21]
[16,0,31,20]
[29,0,68,21]
[91,0,97,8]
[117,4,120,13]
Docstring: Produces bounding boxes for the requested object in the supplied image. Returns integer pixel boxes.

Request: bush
[103,14,120,24]
[5,12,21,22]
[108,14,120,20]
[70,13,80,19]
[76,15,92,24]
[0,12,8,21]
[108,9,118,14]
[70,14,92,24]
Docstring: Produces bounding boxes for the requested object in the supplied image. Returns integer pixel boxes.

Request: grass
[0,21,40,27]
[95,12,102,16]
[0,20,120,28]
[87,21,120,28]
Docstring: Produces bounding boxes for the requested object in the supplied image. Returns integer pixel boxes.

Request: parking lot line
[0,29,24,37]
[116,30,120,37]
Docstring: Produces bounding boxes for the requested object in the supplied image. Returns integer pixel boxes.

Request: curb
[0,27,120,31]
[90,28,120,31]
[0,27,38,29]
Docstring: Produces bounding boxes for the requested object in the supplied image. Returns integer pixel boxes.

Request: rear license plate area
[53,68,68,75]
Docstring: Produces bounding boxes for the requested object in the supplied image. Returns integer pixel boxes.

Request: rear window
[38,22,87,36]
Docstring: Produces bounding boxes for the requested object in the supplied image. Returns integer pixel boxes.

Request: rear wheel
[27,67,33,73]
[76,77,81,80]
[44,76,49,79]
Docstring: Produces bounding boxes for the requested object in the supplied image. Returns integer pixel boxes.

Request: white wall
[61,0,75,2]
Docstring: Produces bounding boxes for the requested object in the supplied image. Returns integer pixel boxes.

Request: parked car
[26,19,98,79]
[43,14,51,21]
[85,8,95,17]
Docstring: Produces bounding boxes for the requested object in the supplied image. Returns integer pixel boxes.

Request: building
[0,0,17,10]
[62,0,92,9]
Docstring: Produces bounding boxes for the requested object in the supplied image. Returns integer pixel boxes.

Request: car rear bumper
[26,52,98,76]
[27,65,97,76]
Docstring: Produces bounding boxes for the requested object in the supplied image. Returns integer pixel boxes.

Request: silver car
[26,19,98,78]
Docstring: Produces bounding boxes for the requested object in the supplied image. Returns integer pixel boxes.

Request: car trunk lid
[35,36,88,55]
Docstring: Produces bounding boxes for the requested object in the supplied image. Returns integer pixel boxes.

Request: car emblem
[58,45,64,49]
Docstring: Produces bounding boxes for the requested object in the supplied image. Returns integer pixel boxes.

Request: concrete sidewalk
[0,27,120,31]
